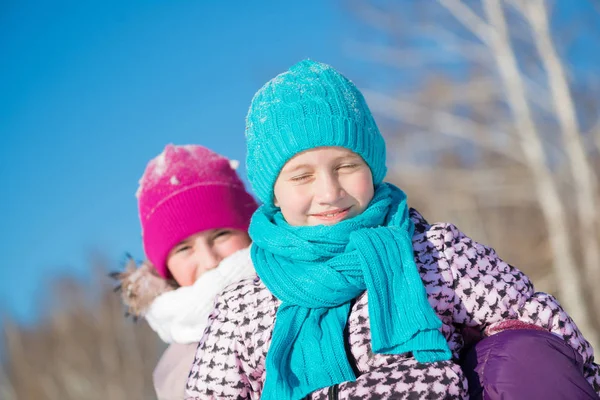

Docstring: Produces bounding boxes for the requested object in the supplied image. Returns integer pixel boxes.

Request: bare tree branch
[592,119,600,152]
[392,166,538,201]
[438,0,495,44]
[345,41,468,68]
[522,0,600,309]
[362,89,525,162]
[346,0,398,32]
[0,363,17,400]
[479,0,598,348]
[504,0,527,15]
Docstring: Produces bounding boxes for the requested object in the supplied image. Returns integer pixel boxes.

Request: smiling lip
[310,207,352,223]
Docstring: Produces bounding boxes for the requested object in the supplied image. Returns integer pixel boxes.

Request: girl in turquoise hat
[184,60,599,400]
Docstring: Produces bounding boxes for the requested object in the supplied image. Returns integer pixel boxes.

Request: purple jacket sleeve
[462,328,599,399]
[440,223,600,394]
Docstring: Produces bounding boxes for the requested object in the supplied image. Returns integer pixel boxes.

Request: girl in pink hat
[114,144,258,400]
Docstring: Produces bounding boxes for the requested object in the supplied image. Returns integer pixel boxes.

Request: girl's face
[166,228,251,287]
[273,147,375,227]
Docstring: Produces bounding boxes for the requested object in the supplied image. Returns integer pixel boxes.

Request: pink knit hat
[136,144,258,278]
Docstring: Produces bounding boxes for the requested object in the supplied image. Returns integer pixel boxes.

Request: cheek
[218,234,252,257]
[276,187,312,214]
[167,257,196,287]
[274,177,313,210]
[349,172,374,207]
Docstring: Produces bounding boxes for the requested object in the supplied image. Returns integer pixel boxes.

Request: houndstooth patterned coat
[185,210,600,399]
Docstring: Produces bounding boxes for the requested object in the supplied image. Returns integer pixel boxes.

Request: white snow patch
[170,175,180,185]
[135,177,144,198]
[310,64,324,73]
[152,151,167,177]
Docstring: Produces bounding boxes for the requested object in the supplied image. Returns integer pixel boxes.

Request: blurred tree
[0,261,164,400]
[345,0,600,349]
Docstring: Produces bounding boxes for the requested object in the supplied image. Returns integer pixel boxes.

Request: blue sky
[0,0,360,324]
[1,0,598,325]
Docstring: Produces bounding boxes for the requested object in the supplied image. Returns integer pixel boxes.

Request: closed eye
[212,229,231,241]
[337,163,358,170]
[174,245,191,254]
[290,174,312,182]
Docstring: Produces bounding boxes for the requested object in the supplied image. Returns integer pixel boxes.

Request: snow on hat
[136,144,257,278]
[245,59,387,206]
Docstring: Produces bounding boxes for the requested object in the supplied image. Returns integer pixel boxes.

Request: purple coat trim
[462,329,599,399]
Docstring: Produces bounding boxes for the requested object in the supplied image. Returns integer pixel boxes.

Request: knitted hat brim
[247,115,386,206]
[142,183,257,278]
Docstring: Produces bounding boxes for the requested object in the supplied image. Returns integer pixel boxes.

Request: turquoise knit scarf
[250,183,451,400]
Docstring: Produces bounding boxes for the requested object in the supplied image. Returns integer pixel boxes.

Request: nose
[198,252,220,272]
[314,172,344,204]
[193,239,221,272]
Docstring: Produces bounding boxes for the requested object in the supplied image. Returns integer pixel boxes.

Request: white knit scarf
[144,246,255,344]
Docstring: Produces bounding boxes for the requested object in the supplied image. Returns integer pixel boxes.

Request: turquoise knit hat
[245,59,387,206]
